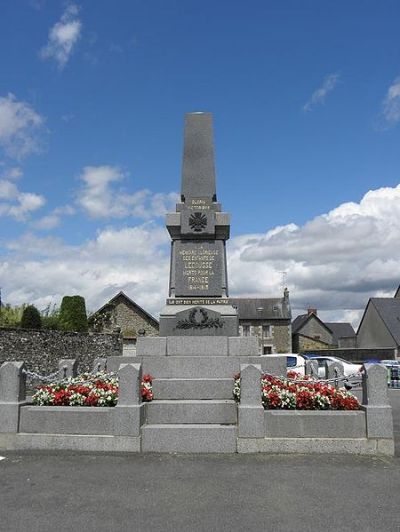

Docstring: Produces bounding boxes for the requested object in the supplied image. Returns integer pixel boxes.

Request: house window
[263,346,272,354]
[243,325,250,337]
[262,325,272,338]
[314,335,321,341]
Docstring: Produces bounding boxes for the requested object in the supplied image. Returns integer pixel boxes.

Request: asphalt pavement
[0,391,400,532]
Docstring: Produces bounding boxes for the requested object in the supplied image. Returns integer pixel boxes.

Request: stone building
[357,286,400,350]
[229,288,292,354]
[292,308,356,353]
[90,292,159,343]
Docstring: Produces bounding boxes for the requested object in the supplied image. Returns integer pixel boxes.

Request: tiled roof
[325,322,356,343]
[371,298,400,346]
[228,298,291,320]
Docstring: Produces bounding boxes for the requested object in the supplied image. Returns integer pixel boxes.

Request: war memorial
[0,113,394,455]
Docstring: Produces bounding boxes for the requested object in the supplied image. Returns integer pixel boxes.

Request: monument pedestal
[159,304,238,337]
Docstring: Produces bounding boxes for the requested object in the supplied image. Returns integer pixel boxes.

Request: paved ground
[0,391,400,532]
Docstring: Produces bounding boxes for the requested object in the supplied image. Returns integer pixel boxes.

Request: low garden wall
[237,361,394,455]
[0,328,122,373]
[301,347,397,362]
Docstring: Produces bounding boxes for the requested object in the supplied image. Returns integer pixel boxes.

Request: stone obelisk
[159,112,239,336]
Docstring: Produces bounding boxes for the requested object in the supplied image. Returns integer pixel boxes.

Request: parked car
[304,355,362,379]
[265,354,307,376]
[381,360,400,381]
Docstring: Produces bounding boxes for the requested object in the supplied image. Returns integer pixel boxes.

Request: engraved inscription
[187,198,211,211]
[174,241,223,296]
[167,298,229,305]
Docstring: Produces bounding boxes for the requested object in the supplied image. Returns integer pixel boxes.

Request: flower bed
[32,372,153,407]
[233,370,360,410]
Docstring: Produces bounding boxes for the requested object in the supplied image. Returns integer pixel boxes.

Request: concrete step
[141,356,262,379]
[142,424,238,453]
[152,378,234,400]
[145,399,237,424]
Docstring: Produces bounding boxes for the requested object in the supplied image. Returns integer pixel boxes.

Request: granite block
[237,437,378,455]
[0,433,141,453]
[19,406,114,435]
[238,406,265,438]
[228,337,259,357]
[240,364,262,406]
[142,424,237,453]
[136,337,167,356]
[264,410,367,438]
[145,399,237,424]
[362,363,389,406]
[118,363,141,406]
[0,361,26,402]
[152,378,234,400]
[0,403,21,433]
[361,405,394,439]
[260,355,287,378]
[58,359,78,379]
[166,336,228,356]
[113,404,145,436]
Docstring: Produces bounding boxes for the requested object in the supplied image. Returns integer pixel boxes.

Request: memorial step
[145,399,237,425]
[141,356,261,379]
[152,378,234,400]
[141,424,238,453]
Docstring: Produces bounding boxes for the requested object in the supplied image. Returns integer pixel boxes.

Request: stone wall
[273,323,292,353]
[0,328,122,374]
[114,301,158,337]
[301,347,397,362]
[294,334,332,353]
[238,320,291,353]
[96,300,159,338]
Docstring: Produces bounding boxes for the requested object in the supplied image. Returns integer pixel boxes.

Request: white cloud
[0,224,170,316]
[227,183,400,327]
[40,4,82,69]
[0,94,44,159]
[77,165,179,220]
[2,182,400,328]
[381,76,400,126]
[32,204,76,230]
[303,73,340,112]
[0,177,45,221]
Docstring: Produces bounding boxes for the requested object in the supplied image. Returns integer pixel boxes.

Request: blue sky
[0,1,400,325]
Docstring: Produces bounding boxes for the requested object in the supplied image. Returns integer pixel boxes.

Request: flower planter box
[264,410,366,438]
[19,406,115,435]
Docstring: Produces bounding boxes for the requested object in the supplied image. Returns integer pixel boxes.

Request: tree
[41,303,60,330]
[20,305,42,329]
[59,295,88,332]
[0,303,27,327]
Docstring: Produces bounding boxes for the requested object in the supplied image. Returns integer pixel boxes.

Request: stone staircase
[142,370,238,453]
[107,337,286,453]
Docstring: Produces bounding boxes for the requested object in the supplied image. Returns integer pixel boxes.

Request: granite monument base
[159,305,238,337]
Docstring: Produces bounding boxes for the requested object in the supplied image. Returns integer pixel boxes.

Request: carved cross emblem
[189,212,207,232]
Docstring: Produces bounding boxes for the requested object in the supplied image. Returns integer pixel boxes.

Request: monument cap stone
[181,112,217,202]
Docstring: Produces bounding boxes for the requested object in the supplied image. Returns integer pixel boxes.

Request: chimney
[307,308,317,316]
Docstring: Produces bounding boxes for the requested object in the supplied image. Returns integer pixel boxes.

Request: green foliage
[41,303,60,330]
[59,295,88,332]
[0,303,27,327]
[20,305,42,329]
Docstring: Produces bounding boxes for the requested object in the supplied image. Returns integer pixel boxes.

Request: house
[229,288,292,354]
[357,287,400,350]
[90,292,159,341]
[292,309,356,353]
